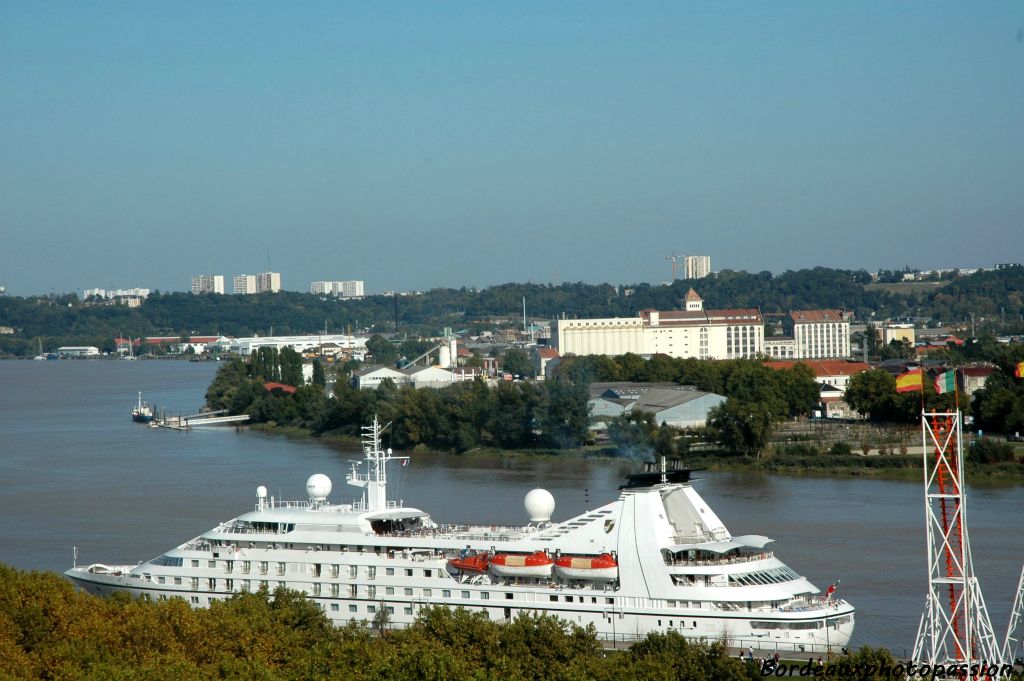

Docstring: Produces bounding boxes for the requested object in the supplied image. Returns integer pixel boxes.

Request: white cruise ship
[66,418,854,654]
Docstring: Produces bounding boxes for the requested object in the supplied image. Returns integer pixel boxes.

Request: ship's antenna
[72,546,78,568]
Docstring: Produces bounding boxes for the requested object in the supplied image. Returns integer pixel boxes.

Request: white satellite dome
[524,488,555,523]
[256,485,268,498]
[306,474,332,501]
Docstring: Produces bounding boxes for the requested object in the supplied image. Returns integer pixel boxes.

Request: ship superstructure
[66,417,854,653]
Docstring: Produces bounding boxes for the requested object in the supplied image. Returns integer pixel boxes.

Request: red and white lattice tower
[912,411,1002,669]
[1004,564,1024,663]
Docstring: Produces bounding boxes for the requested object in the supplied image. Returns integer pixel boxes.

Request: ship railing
[181,540,213,552]
[217,523,286,535]
[664,551,773,567]
[265,500,311,510]
[435,523,522,536]
[370,523,522,542]
[673,529,730,544]
[778,597,847,612]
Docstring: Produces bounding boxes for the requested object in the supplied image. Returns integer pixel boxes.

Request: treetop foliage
[0,564,862,680]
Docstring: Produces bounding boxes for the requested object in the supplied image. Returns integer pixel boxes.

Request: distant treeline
[2,266,1023,356]
[0,565,914,680]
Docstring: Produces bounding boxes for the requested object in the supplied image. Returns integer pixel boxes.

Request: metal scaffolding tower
[912,411,1002,670]
[1004,563,1024,663]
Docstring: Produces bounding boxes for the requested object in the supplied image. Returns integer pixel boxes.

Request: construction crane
[665,253,681,281]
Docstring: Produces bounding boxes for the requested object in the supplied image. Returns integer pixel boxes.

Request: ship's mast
[346,415,408,512]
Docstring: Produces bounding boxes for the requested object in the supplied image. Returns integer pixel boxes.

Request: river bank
[246,422,1024,484]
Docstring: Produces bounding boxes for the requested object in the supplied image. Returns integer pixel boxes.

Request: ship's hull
[66,559,854,656]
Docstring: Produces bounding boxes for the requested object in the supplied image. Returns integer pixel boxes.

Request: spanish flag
[896,368,924,393]
[1016,361,1024,379]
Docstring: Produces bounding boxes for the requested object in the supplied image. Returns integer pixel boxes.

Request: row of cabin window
[211,561,439,580]
[153,579,618,607]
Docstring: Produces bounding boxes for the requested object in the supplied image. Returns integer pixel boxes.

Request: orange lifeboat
[489,551,554,578]
[448,553,490,573]
[554,553,618,581]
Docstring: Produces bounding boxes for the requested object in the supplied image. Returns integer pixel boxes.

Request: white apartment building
[83,287,150,300]
[256,271,281,293]
[783,310,852,359]
[191,275,224,295]
[233,274,257,295]
[555,289,763,360]
[340,280,364,298]
[233,272,281,294]
[683,255,712,280]
[310,280,365,298]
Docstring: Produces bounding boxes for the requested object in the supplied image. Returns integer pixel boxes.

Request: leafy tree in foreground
[0,564,911,681]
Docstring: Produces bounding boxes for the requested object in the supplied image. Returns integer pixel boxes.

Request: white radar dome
[256,485,268,498]
[306,474,332,501]
[524,488,555,523]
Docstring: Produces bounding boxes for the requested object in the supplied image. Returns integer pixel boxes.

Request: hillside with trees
[2,266,1022,357]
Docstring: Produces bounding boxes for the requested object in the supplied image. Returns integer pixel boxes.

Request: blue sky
[1,3,1022,296]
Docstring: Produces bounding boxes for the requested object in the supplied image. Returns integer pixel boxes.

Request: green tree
[540,379,590,448]
[311,359,326,387]
[708,399,776,457]
[501,347,533,378]
[279,346,303,386]
[880,338,915,361]
[968,437,1015,464]
[864,323,881,360]
[845,370,898,421]
[365,334,397,365]
[205,358,250,411]
[774,363,820,416]
[607,412,657,458]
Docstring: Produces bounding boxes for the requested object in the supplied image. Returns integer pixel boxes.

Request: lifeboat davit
[554,553,619,581]
[489,551,554,578]
[448,553,490,573]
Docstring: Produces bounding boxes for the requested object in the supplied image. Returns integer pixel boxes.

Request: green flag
[933,370,956,395]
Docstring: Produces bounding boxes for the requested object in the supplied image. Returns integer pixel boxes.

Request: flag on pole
[933,370,957,395]
[1016,361,1024,379]
[895,368,924,393]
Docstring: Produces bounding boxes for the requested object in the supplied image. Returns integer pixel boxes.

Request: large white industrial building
[218,334,367,356]
[555,289,764,360]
